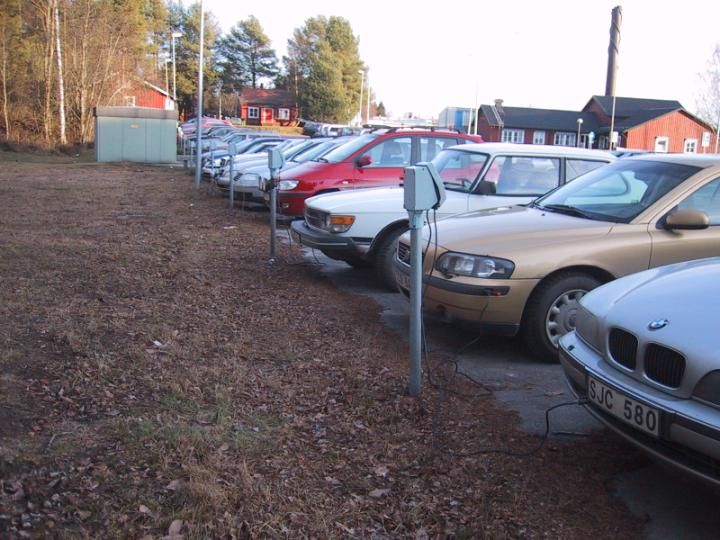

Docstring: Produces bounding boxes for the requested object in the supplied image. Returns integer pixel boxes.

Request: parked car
[227,137,356,203]
[213,138,333,194]
[291,143,614,289]
[201,137,287,178]
[394,153,720,361]
[274,128,483,218]
[559,257,720,486]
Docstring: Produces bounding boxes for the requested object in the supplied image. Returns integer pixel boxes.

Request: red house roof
[240,88,295,107]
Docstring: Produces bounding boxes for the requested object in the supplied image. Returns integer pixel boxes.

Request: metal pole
[229,157,234,208]
[358,70,364,126]
[715,109,720,154]
[269,172,278,259]
[408,213,423,397]
[172,34,178,103]
[609,94,617,150]
[193,0,205,190]
[366,71,370,123]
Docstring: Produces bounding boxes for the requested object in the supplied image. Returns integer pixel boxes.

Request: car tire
[374,226,408,291]
[522,272,601,363]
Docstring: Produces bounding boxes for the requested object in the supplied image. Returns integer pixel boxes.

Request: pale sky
[202,0,720,120]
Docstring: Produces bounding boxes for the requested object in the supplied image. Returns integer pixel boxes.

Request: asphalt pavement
[288,237,720,540]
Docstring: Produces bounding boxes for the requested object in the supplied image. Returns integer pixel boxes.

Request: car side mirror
[356,155,372,167]
[476,180,496,195]
[664,208,710,230]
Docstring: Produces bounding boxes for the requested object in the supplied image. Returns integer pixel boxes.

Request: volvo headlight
[278,180,299,191]
[434,252,514,279]
[324,214,355,233]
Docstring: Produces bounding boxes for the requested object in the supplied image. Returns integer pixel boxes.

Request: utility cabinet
[94,106,177,163]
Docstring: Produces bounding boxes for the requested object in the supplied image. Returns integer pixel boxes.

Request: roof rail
[384,126,461,134]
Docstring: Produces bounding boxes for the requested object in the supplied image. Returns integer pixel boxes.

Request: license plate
[587,376,660,437]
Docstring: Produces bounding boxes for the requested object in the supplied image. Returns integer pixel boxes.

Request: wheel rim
[544,288,587,347]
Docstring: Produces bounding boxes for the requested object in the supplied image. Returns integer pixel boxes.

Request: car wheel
[374,226,407,291]
[522,272,601,362]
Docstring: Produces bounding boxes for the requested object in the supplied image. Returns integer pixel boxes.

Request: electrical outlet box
[403,162,446,212]
[268,148,285,169]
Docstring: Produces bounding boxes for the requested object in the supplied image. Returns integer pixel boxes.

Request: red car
[275,128,483,217]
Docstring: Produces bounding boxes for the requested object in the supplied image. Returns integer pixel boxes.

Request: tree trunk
[53,0,66,144]
[0,17,10,141]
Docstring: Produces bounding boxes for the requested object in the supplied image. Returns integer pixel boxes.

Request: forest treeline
[0,0,373,145]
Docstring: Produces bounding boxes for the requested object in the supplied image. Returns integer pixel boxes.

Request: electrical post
[193,0,205,190]
[228,142,237,209]
[267,148,285,260]
[403,163,446,397]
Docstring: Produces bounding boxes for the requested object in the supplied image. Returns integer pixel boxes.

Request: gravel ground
[0,155,647,539]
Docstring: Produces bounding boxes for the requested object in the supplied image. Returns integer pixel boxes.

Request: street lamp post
[171,31,183,105]
[576,118,584,148]
[357,70,365,126]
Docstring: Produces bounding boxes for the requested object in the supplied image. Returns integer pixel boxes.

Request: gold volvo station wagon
[395,153,720,362]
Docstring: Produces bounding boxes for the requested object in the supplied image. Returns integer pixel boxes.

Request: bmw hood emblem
[648,319,669,331]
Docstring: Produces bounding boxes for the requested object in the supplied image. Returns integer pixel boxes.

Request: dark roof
[240,88,295,107]
[584,95,688,133]
[481,105,601,132]
[586,95,683,117]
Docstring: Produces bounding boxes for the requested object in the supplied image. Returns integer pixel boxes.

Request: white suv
[290,143,615,289]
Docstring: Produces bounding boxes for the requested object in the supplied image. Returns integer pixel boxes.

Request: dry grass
[0,156,647,538]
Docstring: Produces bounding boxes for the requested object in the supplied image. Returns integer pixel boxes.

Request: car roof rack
[383,126,462,134]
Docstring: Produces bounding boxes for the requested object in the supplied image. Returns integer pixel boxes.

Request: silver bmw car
[560,257,720,485]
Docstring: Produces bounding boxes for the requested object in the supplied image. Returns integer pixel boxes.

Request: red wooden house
[470,96,717,153]
[239,88,298,127]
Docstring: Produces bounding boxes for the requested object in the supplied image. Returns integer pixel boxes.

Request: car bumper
[559,332,720,487]
[277,192,308,217]
[289,221,371,257]
[393,260,536,335]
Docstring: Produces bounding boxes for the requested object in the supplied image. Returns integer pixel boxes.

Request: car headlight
[693,371,720,408]
[574,304,601,352]
[324,214,355,233]
[278,180,299,191]
[434,252,514,279]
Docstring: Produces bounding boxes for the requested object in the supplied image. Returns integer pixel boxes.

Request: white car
[290,143,615,289]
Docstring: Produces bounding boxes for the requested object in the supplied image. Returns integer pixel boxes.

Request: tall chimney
[605,6,622,96]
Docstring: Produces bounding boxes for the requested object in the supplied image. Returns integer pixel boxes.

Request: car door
[648,176,720,267]
[352,136,412,189]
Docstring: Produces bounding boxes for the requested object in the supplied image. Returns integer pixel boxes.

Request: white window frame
[533,130,546,145]
[684,138,697,153]
[248,106,259,119]
[655,136,669,153]
[124,96,136,107]
[278,108,290,120]
[553,132,576,147]
[501,128,525,144]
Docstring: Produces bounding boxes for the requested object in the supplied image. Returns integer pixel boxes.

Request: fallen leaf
[139,505,152,514]
[168,519,184,535]
[373,465,390,477]
[369,488,390,498]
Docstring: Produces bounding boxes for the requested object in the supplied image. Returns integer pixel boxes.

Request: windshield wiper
[539,204,593,219]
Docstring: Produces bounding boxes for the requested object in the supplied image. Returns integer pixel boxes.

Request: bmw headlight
[693,371,720,408]
[434,252,514,279]
[278,180,299,191]
[574,304,601,352]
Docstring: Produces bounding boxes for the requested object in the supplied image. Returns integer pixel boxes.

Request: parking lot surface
[296,244,720,540]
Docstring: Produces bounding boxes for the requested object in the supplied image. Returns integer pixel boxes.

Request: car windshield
[316,134,378,163]
[532,159,701,223]
[291,141,336,163]
[430,149,489,193]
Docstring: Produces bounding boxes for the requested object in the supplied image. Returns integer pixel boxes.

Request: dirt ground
[0,154,648,539]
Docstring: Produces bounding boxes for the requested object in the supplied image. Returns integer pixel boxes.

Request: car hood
[277,160,332,180]
[428,206,613,255]
[306,186,453,213]
[580,257,720,395]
